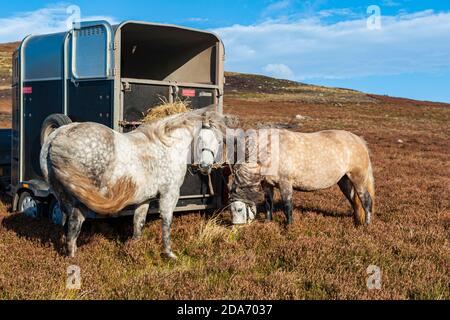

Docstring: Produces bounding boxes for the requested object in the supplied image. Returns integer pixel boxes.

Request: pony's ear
[229,182,237,194]
[188,106,215,119]
[223,114,240,129]
[202,120,211,129]
[199,105,216,114]
[227,173,235,190]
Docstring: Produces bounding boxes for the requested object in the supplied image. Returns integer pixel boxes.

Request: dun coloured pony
[229,129,375,226]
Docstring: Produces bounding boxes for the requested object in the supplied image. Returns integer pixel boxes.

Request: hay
[142,98,191,123]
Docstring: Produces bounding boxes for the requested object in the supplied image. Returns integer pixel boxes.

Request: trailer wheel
[18,191,43,219]
[41,114,72,146]
[49,198,65,226]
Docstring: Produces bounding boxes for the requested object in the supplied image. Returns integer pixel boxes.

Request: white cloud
[186,17,209,23]
[318,8,360,19]
[382,0,401,7]
[263,0,291,16]
[263,64,294,79]
[214,10,450,81]
[0,4,117,43]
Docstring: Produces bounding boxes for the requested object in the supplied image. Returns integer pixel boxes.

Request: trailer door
[71,21,114,80]
[68,21,114,127]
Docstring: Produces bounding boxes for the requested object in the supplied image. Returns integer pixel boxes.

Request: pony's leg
[159,191,179,260]
[279,181,294,225]
[337,175,353,204]
[65,205,86,258]
[133,202,150,240]
[338,175,365,226]
[347,171,373,226]
[262,183,274,221]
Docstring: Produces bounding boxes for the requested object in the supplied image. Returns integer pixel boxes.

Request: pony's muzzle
[231,201,255,225]
[199,162,212,175]
[198,147,215,175]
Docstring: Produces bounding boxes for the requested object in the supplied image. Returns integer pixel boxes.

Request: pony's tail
[366,160,376,217]
[52,164,137,216]
[40,133,59,182]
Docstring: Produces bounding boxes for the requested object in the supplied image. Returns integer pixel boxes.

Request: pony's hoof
[66,245,77,258]
[131,235,141,241]
[165,252,178,260]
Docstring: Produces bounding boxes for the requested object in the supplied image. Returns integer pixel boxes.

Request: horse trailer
[10,20,226,223]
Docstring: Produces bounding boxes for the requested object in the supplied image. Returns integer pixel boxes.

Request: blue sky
[1,0,450,103]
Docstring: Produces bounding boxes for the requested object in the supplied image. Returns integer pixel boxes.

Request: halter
[201,147,215,160]
[200,123,218,162]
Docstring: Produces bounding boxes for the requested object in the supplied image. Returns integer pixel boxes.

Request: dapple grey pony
[40,107,226,259]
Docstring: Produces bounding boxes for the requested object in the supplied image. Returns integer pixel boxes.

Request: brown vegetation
[0,47,448,299]
[0,42,18,128]
[0,42,18,88]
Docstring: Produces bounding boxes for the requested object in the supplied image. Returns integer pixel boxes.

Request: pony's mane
[229,161,262,205]
[228,129,278,205]
[228,133,267,205]
[135,107,231,145]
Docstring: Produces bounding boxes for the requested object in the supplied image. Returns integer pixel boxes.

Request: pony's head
[196,110,238,175]
[196,121,222,175]
[228,167,260,225]
[230,201,256,225]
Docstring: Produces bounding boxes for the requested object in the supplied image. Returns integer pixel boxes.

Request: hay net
[142,97,192,123]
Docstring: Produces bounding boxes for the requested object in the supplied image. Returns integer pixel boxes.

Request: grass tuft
[196,215,236,247]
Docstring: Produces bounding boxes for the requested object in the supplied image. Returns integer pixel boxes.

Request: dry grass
[0,43,18,128]
[0,52,11,83]
[142,99,191,123]
[0,42,17,88]
[196,215,237,247]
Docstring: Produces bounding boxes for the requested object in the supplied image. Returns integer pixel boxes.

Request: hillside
[0,42,17,124]
[1,41,448,115]
[0,42,17,90]
[225,72,378,105]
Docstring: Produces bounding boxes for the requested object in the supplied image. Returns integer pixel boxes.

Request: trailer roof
[19,20,222,49]
[113,21,222,43]
[19,20,223,82]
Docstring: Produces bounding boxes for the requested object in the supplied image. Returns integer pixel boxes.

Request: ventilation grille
[76,27,105,37]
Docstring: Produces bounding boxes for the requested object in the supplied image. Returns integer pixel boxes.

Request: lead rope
[208,173,215,196]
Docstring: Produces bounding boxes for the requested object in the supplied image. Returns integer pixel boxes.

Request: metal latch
[122,82,132,92]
